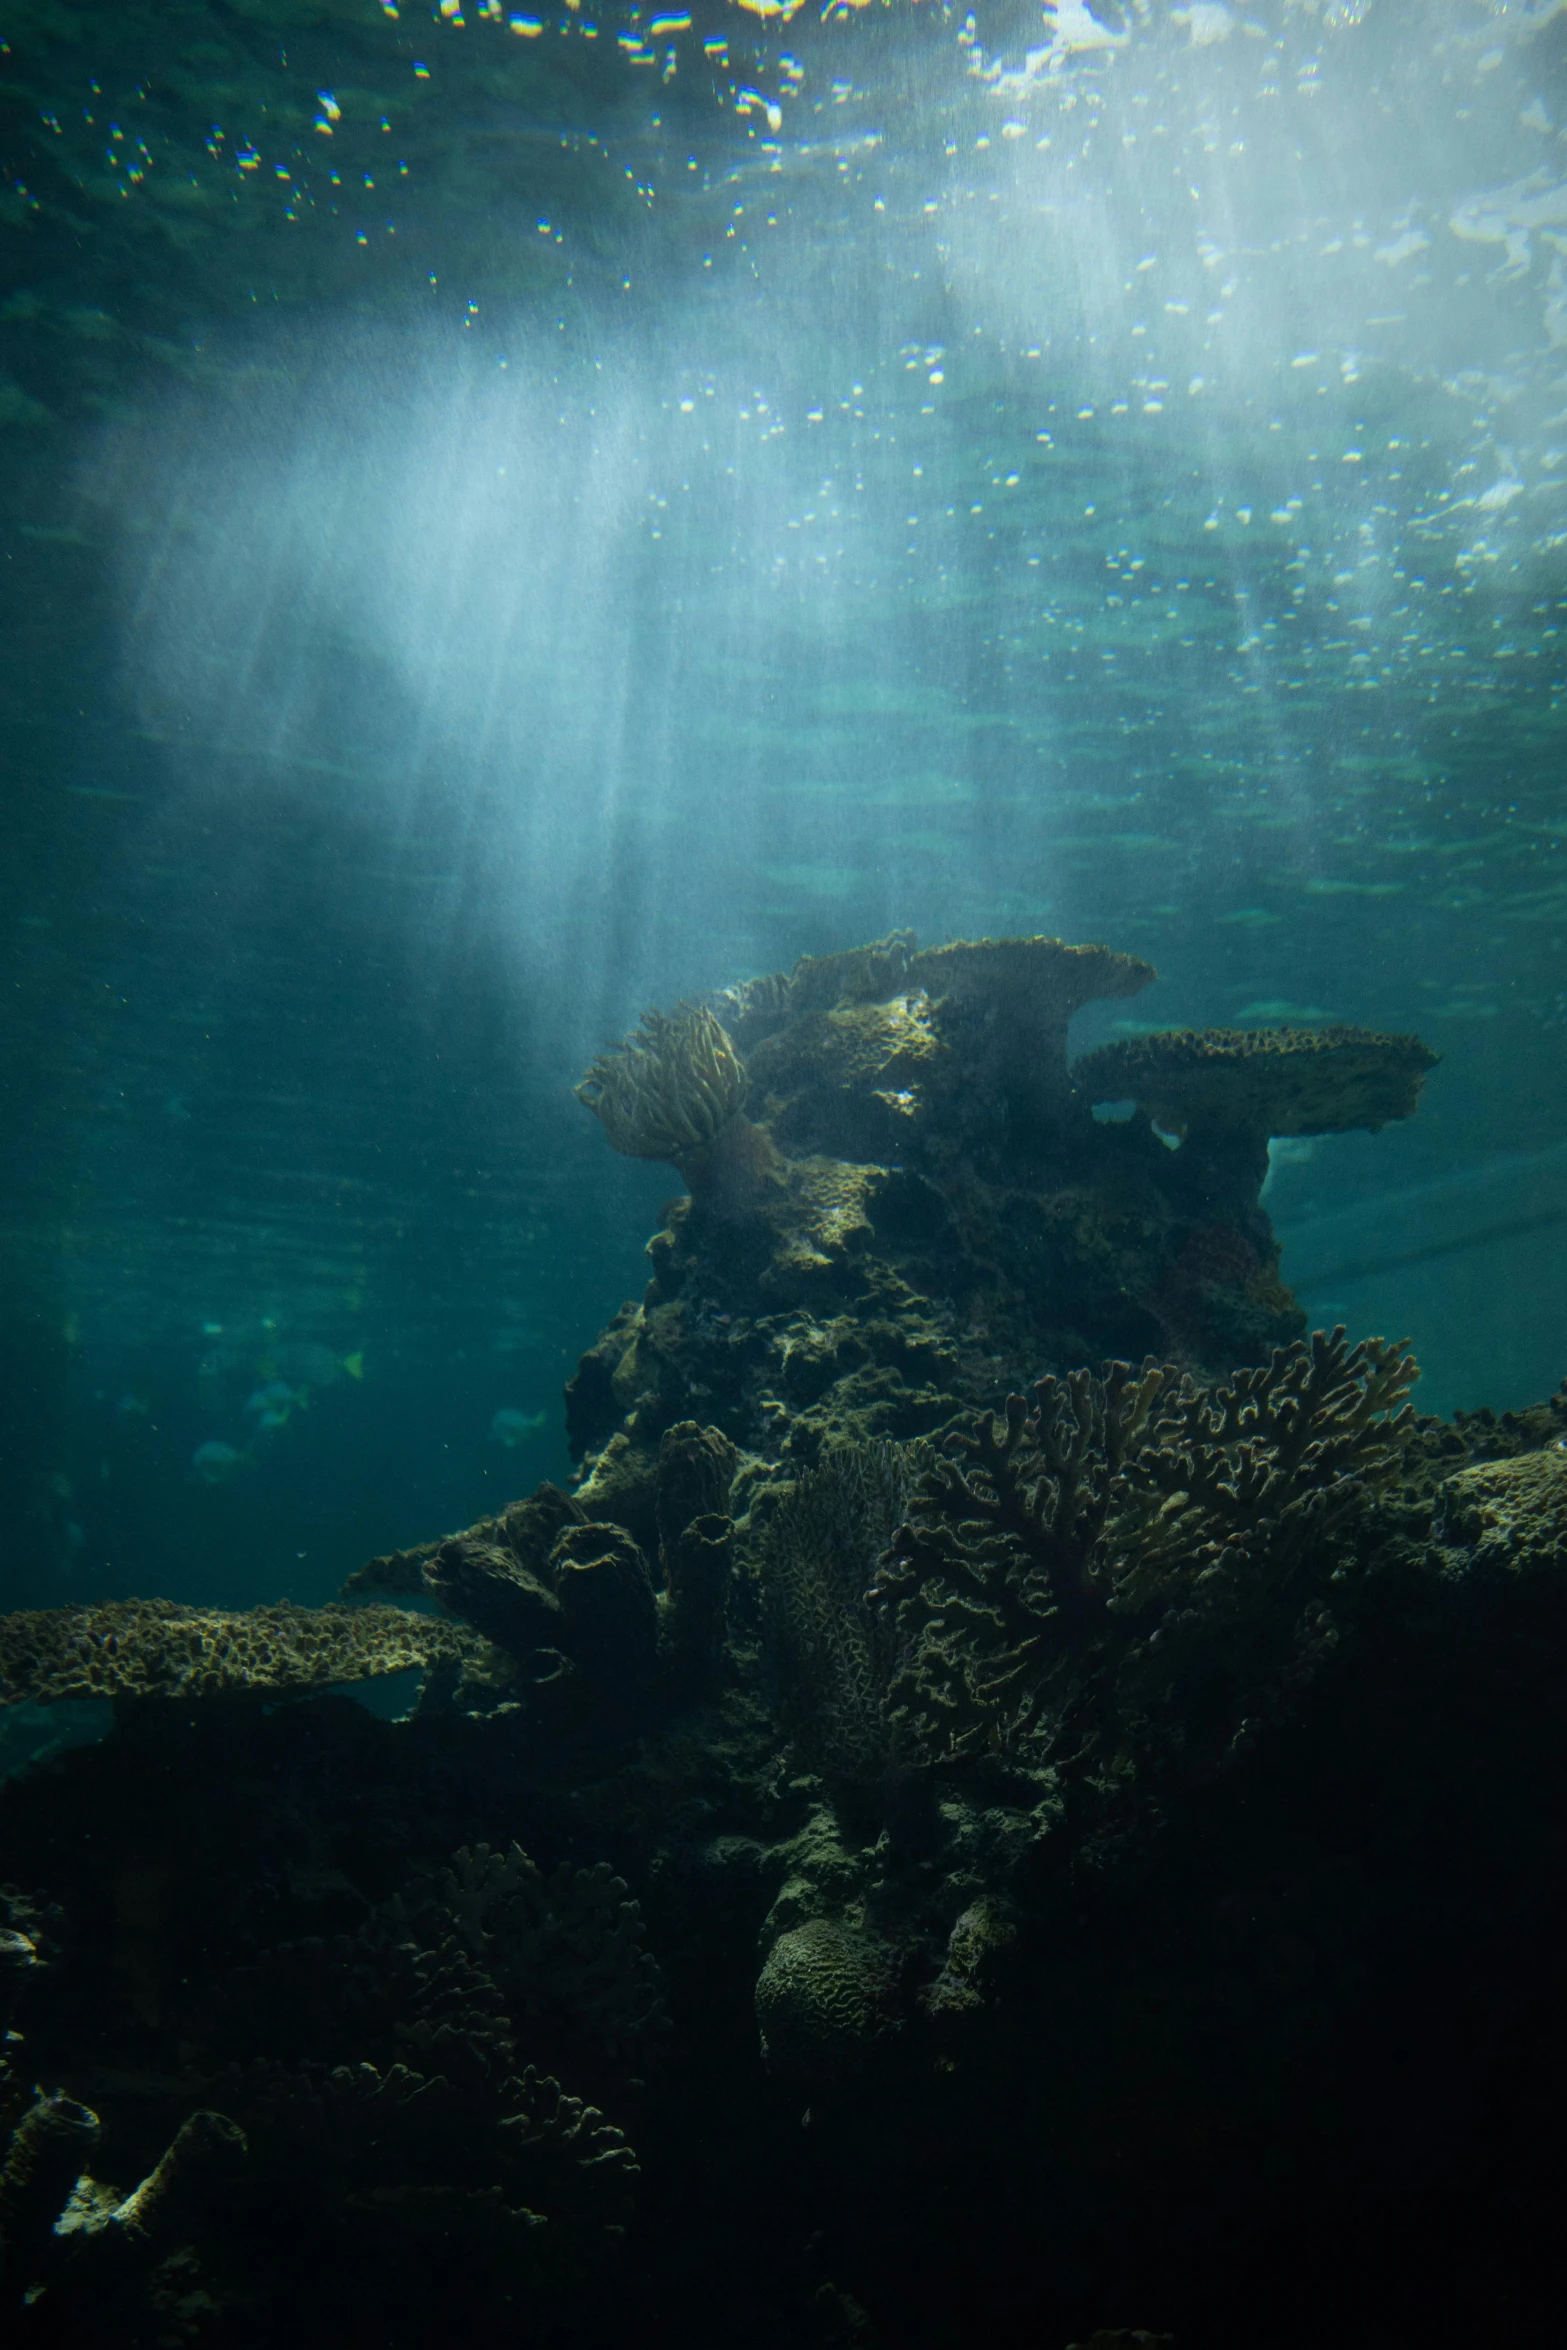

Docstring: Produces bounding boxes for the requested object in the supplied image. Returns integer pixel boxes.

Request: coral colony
[3,936,1565,2346]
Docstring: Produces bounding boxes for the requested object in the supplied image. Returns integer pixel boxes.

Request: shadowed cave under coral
[2,933,1564,2350]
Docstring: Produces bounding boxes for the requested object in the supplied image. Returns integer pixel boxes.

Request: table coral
[1072,1022,1437,1142]
[0,1598,503,1709]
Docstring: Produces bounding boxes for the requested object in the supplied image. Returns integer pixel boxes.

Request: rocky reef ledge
[6,934,1566,2350]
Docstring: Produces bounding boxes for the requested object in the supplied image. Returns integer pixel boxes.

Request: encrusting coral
[1437,1442,1567,1577]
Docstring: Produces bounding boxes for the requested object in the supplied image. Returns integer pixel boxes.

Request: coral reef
[5,931,1566,2350]
[0,1597,502,1710]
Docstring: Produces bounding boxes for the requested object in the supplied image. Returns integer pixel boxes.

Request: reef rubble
[2,933,1563,2350]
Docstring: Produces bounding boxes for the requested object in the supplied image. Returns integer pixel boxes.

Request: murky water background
[1,0,1563,1615]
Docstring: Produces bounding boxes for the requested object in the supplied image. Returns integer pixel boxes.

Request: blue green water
[2,0,1563,1614]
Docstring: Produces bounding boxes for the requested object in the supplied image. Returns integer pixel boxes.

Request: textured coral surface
[0,1598,499,1708]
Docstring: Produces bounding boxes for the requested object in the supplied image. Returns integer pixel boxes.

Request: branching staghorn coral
[872,1327,1418,1768]
[576,1002,749,1172]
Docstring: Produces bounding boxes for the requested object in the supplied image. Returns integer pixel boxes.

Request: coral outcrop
[565,935,1433,1531]
[4,928,1564,2350]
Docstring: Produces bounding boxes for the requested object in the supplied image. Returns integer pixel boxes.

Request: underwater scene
[1,0,1564,2340]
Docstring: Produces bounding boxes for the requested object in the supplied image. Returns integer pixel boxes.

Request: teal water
[2,0,1563,1611]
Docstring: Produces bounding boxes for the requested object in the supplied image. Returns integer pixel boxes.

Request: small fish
[489,1406,548,1448]
[191,1440,247,1485]
[244,1380,300,1432]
